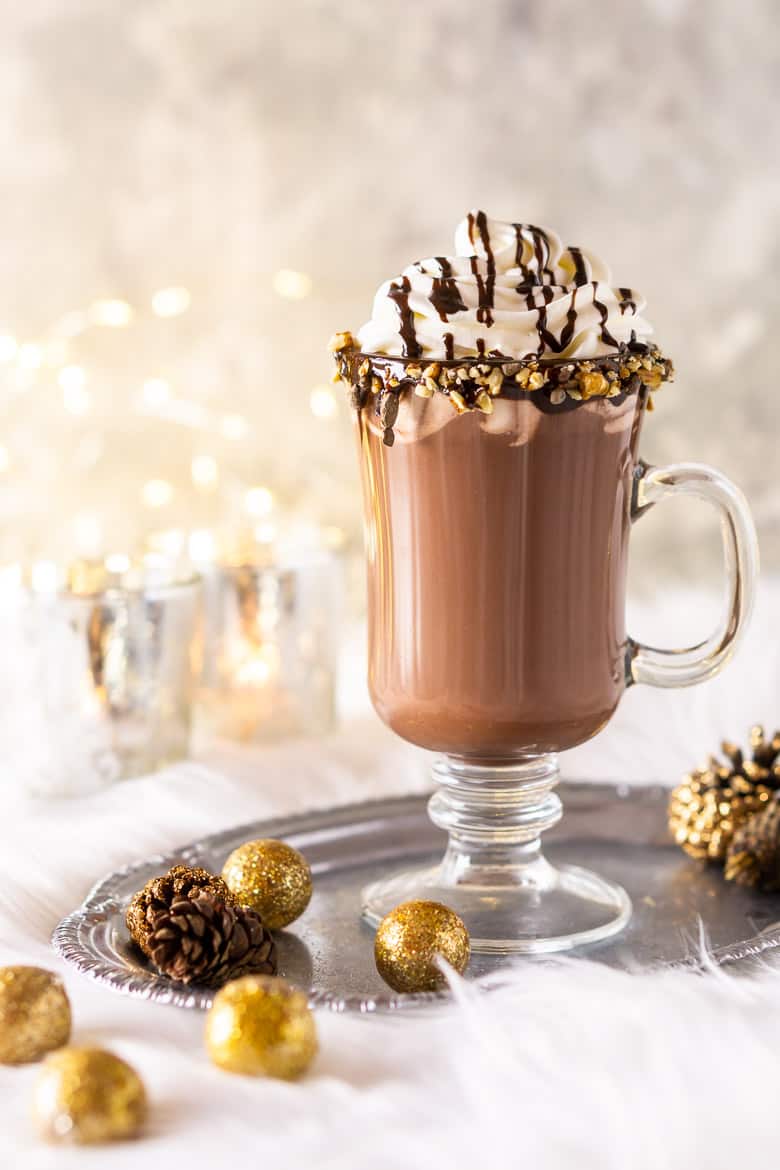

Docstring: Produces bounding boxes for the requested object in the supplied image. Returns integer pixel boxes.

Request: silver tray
[53,784,780,1013]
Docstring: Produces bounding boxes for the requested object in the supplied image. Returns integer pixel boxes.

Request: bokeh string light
[0,269,349,575]
[309,385,338,419]
[272,269,313,300]
[0,269,331,432]
[88,299,134,328]
[245,486,274,517]
[150,286,192,317]
[191,455,219,490]
[142,479,174,509]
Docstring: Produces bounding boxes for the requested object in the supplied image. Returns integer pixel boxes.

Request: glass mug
[350,355,759,953]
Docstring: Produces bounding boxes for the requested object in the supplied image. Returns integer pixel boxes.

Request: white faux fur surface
[1,580,779,1169]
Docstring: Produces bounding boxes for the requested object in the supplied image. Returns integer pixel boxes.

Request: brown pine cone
[146,891,277,988]
[126,864,237,958]
[725,796,780,891]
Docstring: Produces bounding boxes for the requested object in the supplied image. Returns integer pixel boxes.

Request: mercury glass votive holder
[196,550,341,742]
[0,559,201,797]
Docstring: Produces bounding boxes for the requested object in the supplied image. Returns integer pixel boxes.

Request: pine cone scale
[230,923,249,954]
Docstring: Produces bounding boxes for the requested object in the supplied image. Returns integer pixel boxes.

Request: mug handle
[627,460,759,688]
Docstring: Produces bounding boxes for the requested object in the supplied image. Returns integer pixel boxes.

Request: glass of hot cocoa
[331,212,758,954]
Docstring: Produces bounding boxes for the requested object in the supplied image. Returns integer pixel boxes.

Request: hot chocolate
[334,210,670,760]
[358,386,646,758]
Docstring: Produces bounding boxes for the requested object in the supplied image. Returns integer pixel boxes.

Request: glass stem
[428,755,562,887]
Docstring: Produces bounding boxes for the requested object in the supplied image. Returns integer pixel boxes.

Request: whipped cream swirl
[357,211,654,361]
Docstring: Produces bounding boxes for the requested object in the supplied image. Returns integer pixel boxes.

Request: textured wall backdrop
[0,0,777,587]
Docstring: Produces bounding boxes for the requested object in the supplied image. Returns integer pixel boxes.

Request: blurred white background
[0,0,777,584]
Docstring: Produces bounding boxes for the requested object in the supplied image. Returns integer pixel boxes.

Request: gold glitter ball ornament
[222,839,312,930]
[205,975,317,1080]
[668,727,780,862]
[374,900,470,993]
[32,1047,147,1145]
[0,967,71,1065]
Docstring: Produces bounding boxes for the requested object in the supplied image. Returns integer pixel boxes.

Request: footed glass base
[361,755,632,954]
[362,858,631,954]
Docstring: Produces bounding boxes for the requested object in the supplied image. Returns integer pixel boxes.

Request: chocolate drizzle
[387,275,421,359]
[470,256,495,328]
[618,287,637,315]
[467,211,494,266]
[592,284,620,348]
[518,283,580,356]
[444,331,455,360]
[467,213,496,327]
[568,247,589,286]
[528,225,553,283]
[511,224,552,283]
[531,286,561,355]
[513,224,526,271]
[559,286,579,352]
[428,257,468,321]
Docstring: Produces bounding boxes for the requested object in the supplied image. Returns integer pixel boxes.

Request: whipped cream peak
[357,211,654,361]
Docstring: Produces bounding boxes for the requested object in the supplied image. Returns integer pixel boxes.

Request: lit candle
[195,531,341,744]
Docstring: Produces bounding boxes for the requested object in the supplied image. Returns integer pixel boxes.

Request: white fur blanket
[1,580,779,1169]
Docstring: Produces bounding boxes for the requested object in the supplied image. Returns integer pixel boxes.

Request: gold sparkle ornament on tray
[668,727,780,862]
[205,975,317,1080]
[0,967,71,1065]
[222,839,312,930]
[33,1047,147,1144]
[374,900,470,994]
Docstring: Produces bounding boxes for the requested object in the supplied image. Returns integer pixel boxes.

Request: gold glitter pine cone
[725,795,780,891]
[126,863,237,957]
[374,900,470,994]
[205,975,318,1080]
[33,1046,147,1145]
[146,890,277,988]
[0,966,71,1065]
[668,726,780,862]
[222,839,313,931]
